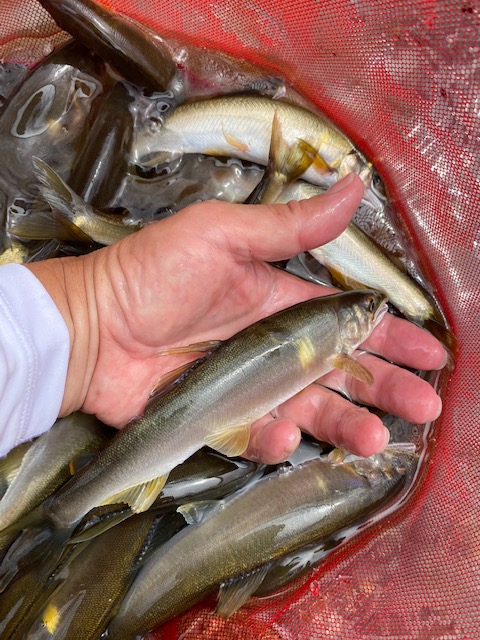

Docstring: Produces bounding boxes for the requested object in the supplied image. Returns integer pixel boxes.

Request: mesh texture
[1,1,479,638]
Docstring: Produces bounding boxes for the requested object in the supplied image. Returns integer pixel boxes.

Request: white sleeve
[0,263,69,457]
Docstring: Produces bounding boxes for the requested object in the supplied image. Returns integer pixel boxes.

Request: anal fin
[216,564,271,618]
[100,475,169,514]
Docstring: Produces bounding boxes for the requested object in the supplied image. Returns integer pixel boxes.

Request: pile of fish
[0,0,455,638]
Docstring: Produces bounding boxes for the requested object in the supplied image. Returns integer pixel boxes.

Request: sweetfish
[107,447,416,638]
[1,291,386,586]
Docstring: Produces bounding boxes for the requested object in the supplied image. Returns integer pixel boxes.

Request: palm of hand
[80,191,446,461]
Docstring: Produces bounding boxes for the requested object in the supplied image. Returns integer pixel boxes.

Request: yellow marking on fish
[42,603,60,634]
[222,126,249,153]
[296,336,317,370]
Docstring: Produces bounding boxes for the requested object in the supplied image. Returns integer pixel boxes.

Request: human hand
[26,173,446,462]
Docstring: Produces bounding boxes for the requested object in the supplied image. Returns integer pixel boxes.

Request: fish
[106,447,416,638]
[276,180,456,353]
[70,448,261,543]
[0,40,113,251]
[0,413,111,536]
[67,82,135,209]
[133,95,376,195]
[9,158,144,246]
[17,511,185,640]
[0,413,111,577]
[2,291,386,579]
[37,0,177,93]
[119,154,264,223]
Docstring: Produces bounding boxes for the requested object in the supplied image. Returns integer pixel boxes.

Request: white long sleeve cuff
[0,263,69,457]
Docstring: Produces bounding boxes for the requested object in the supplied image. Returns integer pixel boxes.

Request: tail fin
[10,156,94,244]
[0,507,71,592]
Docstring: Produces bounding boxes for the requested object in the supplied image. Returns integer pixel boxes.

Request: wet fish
[9,158,144,246]
[41,291,386,528]
[133,95,376,194]
[120,154,264,223]
[107,447,416,638]
[277,181,456,352]
[1,290,386,585]
[0,40,113,251]
[0,454,257,637]
[0,413,110,535]
[19,511,185,640]
[71,448,261,543]
[38,0,177,93]
[68,82,135,209]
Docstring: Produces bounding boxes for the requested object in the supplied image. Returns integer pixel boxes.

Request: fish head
[336,290,388,352]
[328,445,418,487]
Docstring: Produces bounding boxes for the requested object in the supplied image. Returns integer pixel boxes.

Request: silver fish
[277,181,456,352]
[107,447,416,638]
[133,95,375,193]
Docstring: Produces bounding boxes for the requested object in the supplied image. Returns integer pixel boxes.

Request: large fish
[276,181,456,352]
[133,95,378,198]
[37,0,177,93]
[107,447,416,638]
[2,291,386,582]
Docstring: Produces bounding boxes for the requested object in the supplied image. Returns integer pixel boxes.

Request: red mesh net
[1,0,479,637]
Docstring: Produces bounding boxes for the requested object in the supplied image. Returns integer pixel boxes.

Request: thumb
[208,172,365,263]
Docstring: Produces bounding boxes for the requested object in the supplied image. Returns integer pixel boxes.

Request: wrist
[25,253,100,417]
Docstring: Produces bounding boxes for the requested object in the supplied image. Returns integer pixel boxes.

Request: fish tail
[0,507,70,592]
[20,156,94,243]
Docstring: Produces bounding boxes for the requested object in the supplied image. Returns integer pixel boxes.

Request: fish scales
[135,95,363,187]
[108,449,414,638]
[43,291,385,530]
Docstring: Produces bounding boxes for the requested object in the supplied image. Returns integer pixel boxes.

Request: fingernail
[327,172,356,194]
[380,426,391,450]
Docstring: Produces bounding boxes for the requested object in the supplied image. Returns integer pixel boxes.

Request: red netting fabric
[1,1,479,638]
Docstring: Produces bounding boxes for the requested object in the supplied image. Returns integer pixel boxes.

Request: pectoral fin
[100,475,169,514]
[154,340,222,357]
[329,354,374,385]
[205,424,251,457]
[216,564,271,618]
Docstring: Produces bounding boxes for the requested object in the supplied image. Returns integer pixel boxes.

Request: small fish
[0,413,110,536]
[133,95,374,191]
[119,154,264,223]
[0,40,113,251]
[38,0,177,93]
[68,82,135,209]
[1,291,386,582]
[107,447,416,638]
[9,158,144,246]
[20,511,185,640]
[277,181,456,353]
[0,414,111,576]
